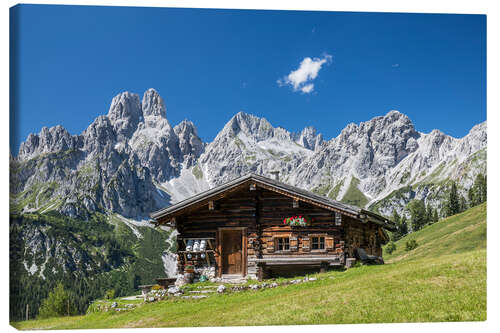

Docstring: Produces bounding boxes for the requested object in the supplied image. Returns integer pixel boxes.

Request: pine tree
[390,210,401,241]
[426,203,433,224]
[475,174,487,204]
[392,210,401,225]
[446,181,460,216]
[432,208,439,223]
[459,195,467,213]
[408,199,426,232]
[400,215,408,237]
[468,174,487,207]
[468,186,476,207]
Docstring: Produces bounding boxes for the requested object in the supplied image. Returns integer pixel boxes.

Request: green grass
[341,176,369,208]
[12,204,487,329]
[191,165,203,180]
[328,179,344,200]
[384,203,486,262]
[311,183,332,196]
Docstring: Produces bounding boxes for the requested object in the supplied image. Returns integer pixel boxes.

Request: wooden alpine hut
[150,173,396,281]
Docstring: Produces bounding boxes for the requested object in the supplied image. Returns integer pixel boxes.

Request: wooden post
[257,263,266,282]
[320,261,328,274]
[26,303,29,321]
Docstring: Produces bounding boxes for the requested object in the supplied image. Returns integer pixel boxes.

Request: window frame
[275,237,291,252]
[310,235,326,251]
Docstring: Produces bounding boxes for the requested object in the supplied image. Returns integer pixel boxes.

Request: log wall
[173,184,383,278]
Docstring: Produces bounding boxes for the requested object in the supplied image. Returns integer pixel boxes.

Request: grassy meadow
[12,203,487,329]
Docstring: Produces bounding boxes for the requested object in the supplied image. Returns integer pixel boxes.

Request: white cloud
[278,54,332,94]
[301,84,314,94]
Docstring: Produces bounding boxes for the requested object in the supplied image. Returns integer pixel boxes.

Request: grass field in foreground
[12,204,487,329]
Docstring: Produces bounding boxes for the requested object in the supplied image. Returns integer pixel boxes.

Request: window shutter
[266,238,274,253]
[290,236,298,252]
[302,236,310,252]
[325,236,334,250]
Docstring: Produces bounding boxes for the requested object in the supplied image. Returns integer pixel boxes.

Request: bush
[405,239,418,251]
[38,283,77,318]
[104,289,115,300]
[386,241,396,254]
[151,284,163,291]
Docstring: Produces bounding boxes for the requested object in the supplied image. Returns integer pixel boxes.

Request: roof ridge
[150,172,394,230]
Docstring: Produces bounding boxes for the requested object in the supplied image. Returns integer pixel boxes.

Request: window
[276,237,290,251]
[311,237,325,250]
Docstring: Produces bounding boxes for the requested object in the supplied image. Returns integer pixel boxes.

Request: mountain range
[11,88,487,220]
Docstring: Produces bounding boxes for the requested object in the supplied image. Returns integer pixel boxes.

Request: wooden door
[221,230,242,274]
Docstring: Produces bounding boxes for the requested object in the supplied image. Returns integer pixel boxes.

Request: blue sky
[10,5,486,153]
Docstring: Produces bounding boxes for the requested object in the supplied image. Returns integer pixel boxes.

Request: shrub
[38,283,77,318]
[405,239,418,251]
[151,284,163,291]
[386,241,396,254]
[104,289,115,300]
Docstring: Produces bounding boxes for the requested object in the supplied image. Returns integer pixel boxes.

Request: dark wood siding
[173,184,383,278]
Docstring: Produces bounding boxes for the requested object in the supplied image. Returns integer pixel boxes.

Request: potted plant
[283,215,313,227]
[184,264,195,273]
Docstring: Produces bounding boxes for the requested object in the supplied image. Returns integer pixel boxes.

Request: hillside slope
[384,202,486,262]
[13,204,487,329]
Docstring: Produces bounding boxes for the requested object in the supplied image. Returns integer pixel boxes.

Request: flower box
[282,215,313,227]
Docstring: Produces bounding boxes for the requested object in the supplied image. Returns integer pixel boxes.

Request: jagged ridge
[12,90,486,221]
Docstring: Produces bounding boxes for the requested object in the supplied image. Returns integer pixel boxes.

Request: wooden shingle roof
[150,173,396,231]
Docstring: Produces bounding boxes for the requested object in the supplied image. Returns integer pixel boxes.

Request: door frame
[217,227,247,277]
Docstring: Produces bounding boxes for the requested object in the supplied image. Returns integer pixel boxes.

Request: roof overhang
[150,173,396,231]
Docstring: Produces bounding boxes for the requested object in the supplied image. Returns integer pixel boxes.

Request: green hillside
[384,202,486,262]
[9,212,172,321]
[12,204,486,329]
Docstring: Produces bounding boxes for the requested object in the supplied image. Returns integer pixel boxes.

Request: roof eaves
[150,173,254,219]
[150,173,393,230]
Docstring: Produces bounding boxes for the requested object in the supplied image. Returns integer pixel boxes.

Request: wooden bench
[138,284,155,297]
[253,256,343,280]
[252,256,342,266]
[355,248,384,264]
[156,278,177,289]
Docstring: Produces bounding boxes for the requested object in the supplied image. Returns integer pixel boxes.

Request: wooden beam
[256,183,358,218]
[293,198,299,208]
[208,200,215,211]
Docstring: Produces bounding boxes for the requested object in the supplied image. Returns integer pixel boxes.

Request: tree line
[389,173,487,243]
[9,214,146,322]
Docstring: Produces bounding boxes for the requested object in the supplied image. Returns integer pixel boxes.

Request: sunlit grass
[12,204,487,329]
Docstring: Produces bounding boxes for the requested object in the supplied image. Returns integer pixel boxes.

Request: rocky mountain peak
[173,119,199,137]
[337,110,419,147]
[295,126,324,151]
[18,124,79,161]
[12,87,486,223]
[466,121,487,143]
[107,91,143,141]
[174,120,204,167]
[220,111,274,142]
[82,115,116,153]
[142,88,166,118]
